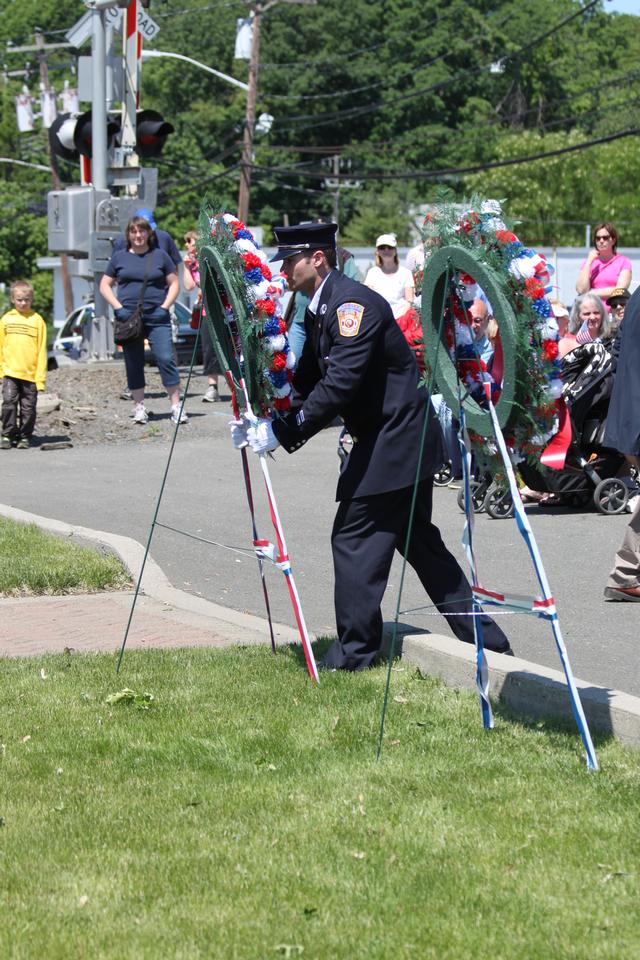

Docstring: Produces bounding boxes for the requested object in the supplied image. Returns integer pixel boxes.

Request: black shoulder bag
[113,253,152,345]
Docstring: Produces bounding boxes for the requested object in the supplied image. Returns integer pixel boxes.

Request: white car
[51,303,95,362]
[48,300,201,368]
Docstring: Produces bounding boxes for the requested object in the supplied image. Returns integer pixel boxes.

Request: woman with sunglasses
[364,233,415,319]
[575,222,632,310]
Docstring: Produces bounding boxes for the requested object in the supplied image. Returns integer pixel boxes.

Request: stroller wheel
[433,462,453,486]
[593,477,629,515]
[485,484,514,520]
[457,479,487,514]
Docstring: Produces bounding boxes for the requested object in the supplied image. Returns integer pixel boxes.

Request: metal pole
[237,4,261,224]
[35,30,74,317]
[91,7,110,361]
[141,50,249,92]
[91,10,108,192]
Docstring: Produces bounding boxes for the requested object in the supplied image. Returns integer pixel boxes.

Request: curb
[397,631,640,749]
[3,503,640,749]
[0,503,301,649]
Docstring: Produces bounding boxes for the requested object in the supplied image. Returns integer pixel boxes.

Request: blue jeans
[121,306,180,391]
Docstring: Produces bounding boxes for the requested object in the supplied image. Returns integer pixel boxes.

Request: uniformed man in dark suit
[235,221,512,669]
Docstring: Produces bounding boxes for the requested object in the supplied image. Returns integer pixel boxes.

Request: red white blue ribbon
[484,398,598,770]
[457,404,493,730]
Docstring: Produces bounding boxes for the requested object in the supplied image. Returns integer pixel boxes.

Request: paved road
[1,412,637,696]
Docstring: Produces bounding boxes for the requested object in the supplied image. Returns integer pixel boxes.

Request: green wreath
[422,244,518,435]
[418,197,562,465]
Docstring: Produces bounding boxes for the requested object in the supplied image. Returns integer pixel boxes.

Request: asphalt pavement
[1,409,638,696]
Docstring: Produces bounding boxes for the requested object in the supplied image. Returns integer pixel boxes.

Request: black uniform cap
[270,221,338,263]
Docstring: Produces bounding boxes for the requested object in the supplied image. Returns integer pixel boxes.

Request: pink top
[186,258,200,287]
[581,252,631,307]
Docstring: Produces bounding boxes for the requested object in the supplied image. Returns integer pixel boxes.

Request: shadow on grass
[288,635,335,672]
[287,624,424,674]
[491,681,618,749]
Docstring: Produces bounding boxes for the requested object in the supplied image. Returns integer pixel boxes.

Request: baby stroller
[518,341,637,515]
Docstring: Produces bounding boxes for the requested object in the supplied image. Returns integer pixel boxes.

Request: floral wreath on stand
[198,208,295,418]
[421,196,562,474]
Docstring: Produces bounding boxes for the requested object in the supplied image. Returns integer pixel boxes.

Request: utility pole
[322,154,361,226]
[34,31,74,316]
[237,0,315,224]
[237,3,261,224]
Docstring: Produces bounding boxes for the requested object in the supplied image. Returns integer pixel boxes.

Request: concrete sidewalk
[2,502,640,751]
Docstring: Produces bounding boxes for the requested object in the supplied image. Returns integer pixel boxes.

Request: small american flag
[575,323,593,345]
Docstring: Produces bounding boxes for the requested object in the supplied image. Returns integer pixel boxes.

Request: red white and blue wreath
[422,197,563,468]
[205,213,295,415]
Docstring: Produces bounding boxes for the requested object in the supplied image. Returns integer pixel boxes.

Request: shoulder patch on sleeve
[336,302,364,338]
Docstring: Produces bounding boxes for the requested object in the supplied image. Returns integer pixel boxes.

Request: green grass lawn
[1,644,639,959]
[0,518,130,595]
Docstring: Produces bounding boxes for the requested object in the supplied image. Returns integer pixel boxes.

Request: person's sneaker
[133,402,149,425]
[202,385,220,403]
[16,438,31,449]
[120,388,132,401]
[1,436,12,449]
[171,404,188,425]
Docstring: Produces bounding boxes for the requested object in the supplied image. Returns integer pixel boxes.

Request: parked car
[48,303,95,369]
[47,301,202,369]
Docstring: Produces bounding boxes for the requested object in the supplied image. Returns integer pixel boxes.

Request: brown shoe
[604,585,640,602]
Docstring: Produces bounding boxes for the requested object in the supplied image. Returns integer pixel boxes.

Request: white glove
[247,417,279,454]
[229,418,248,449]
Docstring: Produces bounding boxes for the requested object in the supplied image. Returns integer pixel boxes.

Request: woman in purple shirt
[576,222,632,309]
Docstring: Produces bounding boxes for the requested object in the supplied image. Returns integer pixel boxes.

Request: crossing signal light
[135,109,174,158]
[49,111,120,161]
[49,113,80,161]
[73,110,120,158]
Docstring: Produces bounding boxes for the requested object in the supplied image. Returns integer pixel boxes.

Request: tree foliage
[1,0,640,316]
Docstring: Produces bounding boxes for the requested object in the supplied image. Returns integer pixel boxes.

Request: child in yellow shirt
[1,280,47,449]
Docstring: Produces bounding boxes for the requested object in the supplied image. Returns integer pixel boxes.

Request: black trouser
[323,479,511,671]
[2,377,38,440]
[201,315,221,377]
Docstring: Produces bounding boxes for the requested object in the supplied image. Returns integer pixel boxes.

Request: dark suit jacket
[604,286,640,457]
[272,271,443,500]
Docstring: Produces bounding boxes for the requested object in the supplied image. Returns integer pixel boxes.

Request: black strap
[135,252,153,312]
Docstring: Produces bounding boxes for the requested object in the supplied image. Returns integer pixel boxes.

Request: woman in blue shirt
[100,216,185,425]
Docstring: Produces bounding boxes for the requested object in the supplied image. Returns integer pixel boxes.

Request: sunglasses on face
[378,245,395,251]
[595,234,611,242]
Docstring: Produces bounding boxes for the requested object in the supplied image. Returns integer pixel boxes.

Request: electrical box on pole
[47,186,111,256]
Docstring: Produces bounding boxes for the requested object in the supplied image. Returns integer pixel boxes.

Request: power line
[260,7,513,103]
[273,0,602,130]
[153,0,245,19]
[249,127,640,183]
[262,71,640,157]
[157,161,241,203]
[257,2,464,72]
[261,50,450,102]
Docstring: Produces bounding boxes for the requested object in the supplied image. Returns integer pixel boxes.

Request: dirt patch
[31,362,228,447]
